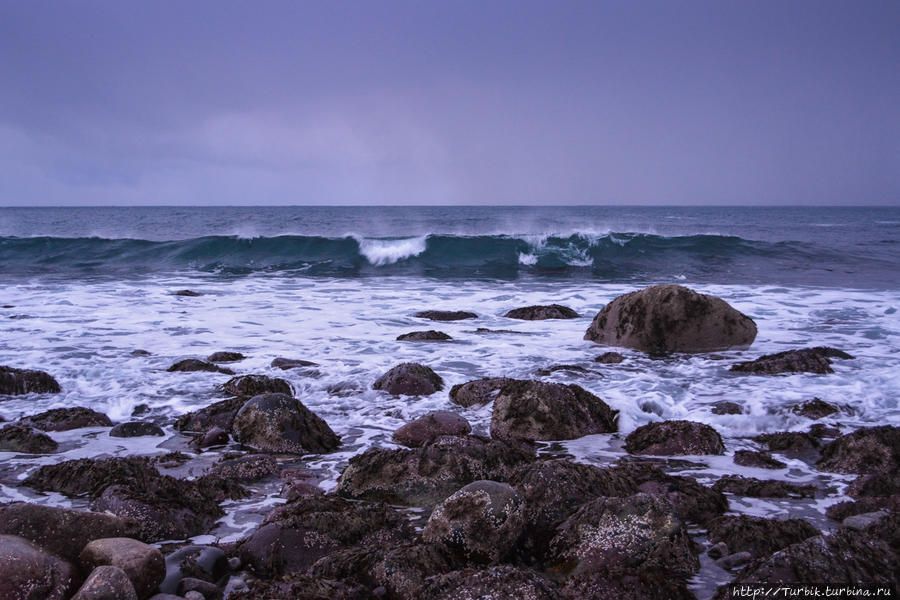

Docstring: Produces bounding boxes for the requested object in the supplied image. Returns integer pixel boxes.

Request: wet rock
[423,566,561,600]
[716,551,752,570]
[0,503,140,563]
[80,537,165,599]
[847,471,900,498]
[842,510,890,531]
[706,515,821,559]
[367,542,460,600]
[816,425,900,474]
[509,459,639,560]
[158,545,228,595]
[583,284,757,353]
[414,310,477,321]
[561,568,694,600]
[753,431,820,456]
[131,405,150,417]
[131,350,151,356]
[714,529,898,595]
[173,290,202,297]
[174,397,246,433]
[711,401,742,415]
[624,420,724,455]
[549,493,699,578]
[791,397,839,419]
[448,377,512,407]
[72,565,138,600]
[23,457,237,542]
[223,375,292,397]
[618,461,729,525]
[826,496,900,522]
[193,426,229,449]
[396,330,452,341]
[232,393,340,455]
[0,365,61,395]
[373,362,444,396]
[594,351,625,364]
[226,575,369,600]
[271,357,319,370]
[392,411,471,448]
[490,380,618,442]
[210,454,278,482]
[177,578,222,600]
[712,475,816,498]
[20,406,112,431]
[109,422,165,438]
[423,480,525,563]
[166,359,233,375]
[535,364,599,376]
[0,534,81,600]
[0,423,58,453]
[337,435,534,506]
[207,351,244,363]
[708,542,728,559]
[505,304,579,320]
[730,346,854,375]
[857,511,900,553]
[809,423,842,439]
[733,450,786,469]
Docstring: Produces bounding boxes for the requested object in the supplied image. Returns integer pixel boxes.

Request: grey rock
[715,551,752,570]
[232,393,340,455]
[0,423,58,453]
[166,359,233,375]
[392,411,471,448]
[373,363,444,396]
[448,377,512,407]
[414,310,477,321]
[0,365,61,395]
[71,565,138,600]
[80,538,165,600]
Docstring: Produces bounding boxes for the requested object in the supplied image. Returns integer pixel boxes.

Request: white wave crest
[357,236,428,266]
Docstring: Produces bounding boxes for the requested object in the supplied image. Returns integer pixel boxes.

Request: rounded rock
[109,422,165,438]
[80,537,165,600]
[373,363,444,396]
[392,411,471,448]
[624,420,724,456]
[71,565,138,600]
[232,392,340,455]
[0,534,81,600]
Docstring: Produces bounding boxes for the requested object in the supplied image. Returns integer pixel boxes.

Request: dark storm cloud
[0,0,897,205]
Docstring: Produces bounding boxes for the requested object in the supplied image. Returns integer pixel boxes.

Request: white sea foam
[356,236,428,265]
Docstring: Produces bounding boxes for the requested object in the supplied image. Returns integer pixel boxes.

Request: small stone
[194,426,229,448]
[708,541,728,559]
[791,398,839,419]
[392,411,471,447]
[184,592,204,600]
[174,290,202,297]
[227,557,241,570]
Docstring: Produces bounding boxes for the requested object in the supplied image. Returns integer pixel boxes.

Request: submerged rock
[373,363,444,396]
[109,422,165,438]
[753,431,820,456]
[158,545,228,596]
[232,393,340,455]
[490,380,618,442]
[617,461,729,525]
[0,365,61,395]
[711,401,742,415]
[173,290,202,297]
[423,480,525,563]
[166,359,233,375]
[80,537,165,600]
[791,397,839,419]
[448,377,512,407]
[423,566,561,600]
[816,425,900,474]
[210,454,278,482]
[392,411,471,448]
[270,357,319,370]
[396,330,452,341]
[337,435,534,506]
[733,450,786,469]
[0,534,81,600]
[549,493,700,578]
[583,284,757,353]
[0,503,140,563]
[730,347,854,375]
[712,475,816,498]
[20,406,112,431]
[206,351,244,363]
[706,515,821,559]
[0,423,58,453]
[414,310,477,321]
[223,374,292,397]
[593,351,625,364]
[174,397,246,433]
[505,304,579,320]
[535,364,599,376]
[561,568,694,600]
[624,420,724,455]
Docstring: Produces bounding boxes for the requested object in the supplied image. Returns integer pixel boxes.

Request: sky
[0,1,898,206]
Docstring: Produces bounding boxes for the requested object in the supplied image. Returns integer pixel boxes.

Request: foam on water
[355,235,428,265]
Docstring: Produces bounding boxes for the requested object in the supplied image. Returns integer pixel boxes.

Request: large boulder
[173,397,246,433]
[490,380,618,442]
[373,363,444,396]
[423,480,525,563]
[0,534,81,600]
[504,304,579,320]
[0,365,61,395]
[624,420,724,455]
[423,566,561,600]
[0,423,58,453]
[449,377,513,407]
[20,407,112,431]
[80,538,165,599]
[731,347,854,375]
[561,569,694,600]
[71,565,138,600]
[392,411,471,448]
[337,435,534,506]
[0,503,140,563]
[223,375,292,397]
[583,285,756,353]
[548,493,699,578]
[706,515,821,559]
[616,461,729,525]
[714,530,898,595]
[816,426,900,474]
[232,393,340,455]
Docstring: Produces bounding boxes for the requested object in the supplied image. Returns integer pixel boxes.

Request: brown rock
[817,426,900,474]
[0,534,81,600]
[232,393,340,455]
[0,423,58,453]
[166,359,233,375]
[733,450,787,469]
[0,365,61,395]
[223,374,292,397]
[396,330,452,341]
[80,538,165,600]
[706,515,820,558]
[505,304,579,320]
[206,351,244,363]
[20,407,112,431]
[414,310,477,321]
[448,377,512,407]
[712,475,816,498]
[392,411,471,448]
[373,363,444,396]
[731,347,853,375]
[72,565,138,600]
[624,420,724,456]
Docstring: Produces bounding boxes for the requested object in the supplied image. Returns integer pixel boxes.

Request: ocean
[1,205,899,596]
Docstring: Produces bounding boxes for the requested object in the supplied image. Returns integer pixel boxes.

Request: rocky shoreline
[1,284,897,599]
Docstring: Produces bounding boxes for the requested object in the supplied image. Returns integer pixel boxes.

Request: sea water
[1,206,898,596]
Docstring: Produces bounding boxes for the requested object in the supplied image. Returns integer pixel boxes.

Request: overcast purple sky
[1,1,897,206]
